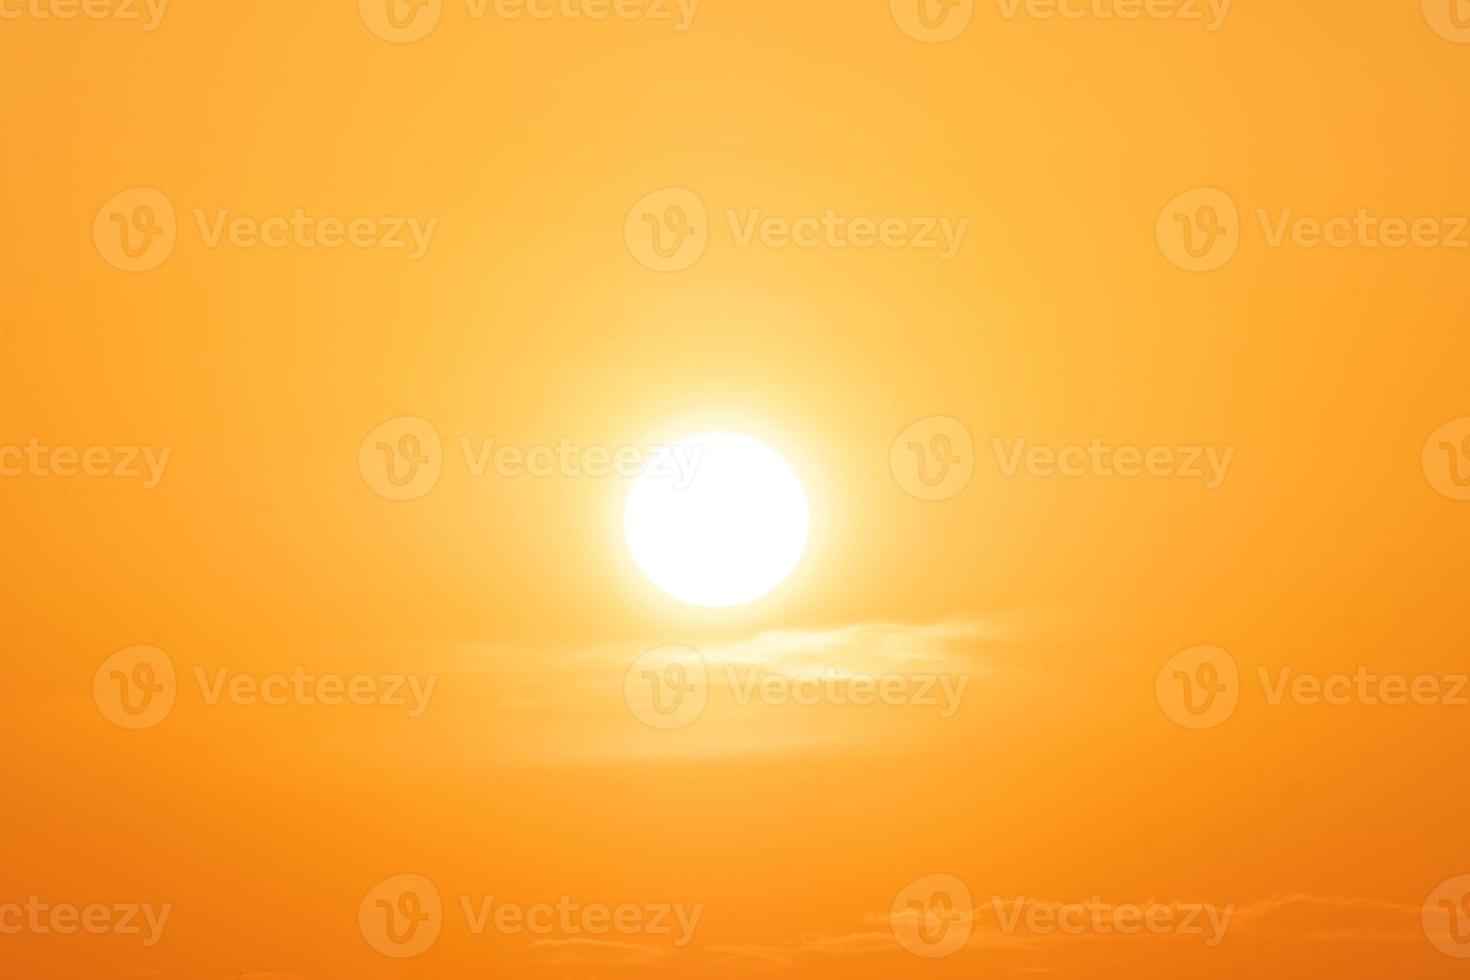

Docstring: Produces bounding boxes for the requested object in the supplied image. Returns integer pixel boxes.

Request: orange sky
[4,0,1470,977]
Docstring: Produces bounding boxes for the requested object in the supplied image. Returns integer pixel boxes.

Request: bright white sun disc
[624,432,809,607]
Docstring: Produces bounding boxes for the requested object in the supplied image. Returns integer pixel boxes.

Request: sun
[624,432,810,608]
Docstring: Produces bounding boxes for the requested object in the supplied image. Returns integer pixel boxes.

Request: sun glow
[624,432,810,608]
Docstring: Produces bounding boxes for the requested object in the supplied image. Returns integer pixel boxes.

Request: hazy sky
[4,0,1470,977]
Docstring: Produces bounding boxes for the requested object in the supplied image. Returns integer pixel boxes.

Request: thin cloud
[527,937,670,964]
